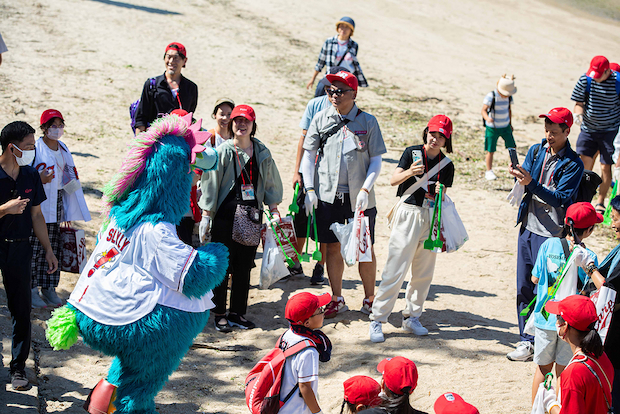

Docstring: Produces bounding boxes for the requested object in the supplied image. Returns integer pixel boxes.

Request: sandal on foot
[214,315,232,333]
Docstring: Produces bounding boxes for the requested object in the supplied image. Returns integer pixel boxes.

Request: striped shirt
[571,72,620,132]
[483,91,513,129]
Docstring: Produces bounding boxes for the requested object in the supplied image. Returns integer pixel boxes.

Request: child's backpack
[584,71,620,103]
[245,334,316,414]
[482,91,512,127]
[129,77,156,135]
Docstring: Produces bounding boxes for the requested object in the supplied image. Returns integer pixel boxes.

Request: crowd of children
[1,14,619,414]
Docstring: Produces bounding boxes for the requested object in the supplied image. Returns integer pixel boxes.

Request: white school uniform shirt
[32,138,91,223]
[278,329,320,414]
[68,219,214,325]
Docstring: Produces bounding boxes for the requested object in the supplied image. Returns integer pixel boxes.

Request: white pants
[371,203,437,323]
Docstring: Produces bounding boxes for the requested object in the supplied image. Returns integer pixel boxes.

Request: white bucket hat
[497,74,517,96]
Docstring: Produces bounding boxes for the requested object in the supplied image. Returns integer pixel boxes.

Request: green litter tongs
[288,182,300,215]
[301,207,322,262]
[423,183,444,251]
[263,209,300,267]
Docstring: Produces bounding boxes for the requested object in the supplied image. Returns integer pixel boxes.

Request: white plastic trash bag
[259,227,290,289]
[441,195,468,253]
[530,383,547,414]
[591,285,617,343]
[330,209,372,267]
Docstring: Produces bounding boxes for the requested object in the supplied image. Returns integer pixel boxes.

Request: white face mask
[47,128,63,140]
[12,144,35,166]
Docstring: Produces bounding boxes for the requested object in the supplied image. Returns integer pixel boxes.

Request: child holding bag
[369,115,454,343]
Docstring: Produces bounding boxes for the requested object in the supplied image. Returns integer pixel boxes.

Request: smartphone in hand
[508,148,519,167]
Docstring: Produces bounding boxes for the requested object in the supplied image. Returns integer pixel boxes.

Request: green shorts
[485,125,515,153]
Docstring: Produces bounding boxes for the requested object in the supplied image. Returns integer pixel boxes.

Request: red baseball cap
[611,62,620,72]
[285,292,331,324]
[539,107,573,128]
[171,109,189,117]
[434,392,479,414]
[326,71,359,92]
[588,55,609,78]
[230,104,256,122]
[377,357,418,395]
[565,202,604,228]
[343,375,382,406]
[40,109,64,126]
[545,295,598,331]
[427,115,452,139]
[165,42,187,58]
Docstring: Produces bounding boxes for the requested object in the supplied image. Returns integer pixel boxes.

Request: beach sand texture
[1,0,619,413]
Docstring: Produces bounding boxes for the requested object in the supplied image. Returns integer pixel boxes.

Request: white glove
[572,246,595,269]
[199,215,212,243]
[613,166,620,184]
[356,190,369,211]
[507,182,525,206]
[542,386,560,413]
[575,113,583,126]
[305,190,318,216]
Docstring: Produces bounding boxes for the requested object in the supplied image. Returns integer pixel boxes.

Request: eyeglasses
[325,87,354,97]
[311,307,325,317]
[164,54,182,61]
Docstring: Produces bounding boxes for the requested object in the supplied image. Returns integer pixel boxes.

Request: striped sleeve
[570,75,588,103]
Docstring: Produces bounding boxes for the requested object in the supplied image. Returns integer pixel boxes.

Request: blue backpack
[129,77,156,135]
[584,70,620,100]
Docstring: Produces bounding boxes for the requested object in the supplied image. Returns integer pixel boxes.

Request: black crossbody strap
[578,360,613,412]
[336,43,352,66]
[317,109,362,155]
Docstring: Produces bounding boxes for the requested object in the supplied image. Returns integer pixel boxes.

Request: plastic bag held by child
[441,194,469,253]
[259,227,290,289]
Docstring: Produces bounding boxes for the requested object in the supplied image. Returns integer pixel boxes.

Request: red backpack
[245,334,316,414]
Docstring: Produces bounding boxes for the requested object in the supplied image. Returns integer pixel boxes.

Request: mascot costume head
[46,114,228,414]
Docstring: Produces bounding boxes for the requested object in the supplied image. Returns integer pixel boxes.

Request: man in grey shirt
[302,71,386,319]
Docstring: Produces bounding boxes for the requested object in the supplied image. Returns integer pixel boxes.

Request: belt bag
[386,157,452,228]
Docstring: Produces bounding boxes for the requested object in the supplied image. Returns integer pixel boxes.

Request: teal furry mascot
[46,113,228,414]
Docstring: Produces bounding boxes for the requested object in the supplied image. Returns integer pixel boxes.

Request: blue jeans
[516,227,548,343]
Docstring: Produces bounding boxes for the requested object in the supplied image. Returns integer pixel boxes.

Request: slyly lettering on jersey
[106,227,131,252]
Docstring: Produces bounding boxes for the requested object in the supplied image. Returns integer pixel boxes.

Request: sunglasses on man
[325,87,354,97]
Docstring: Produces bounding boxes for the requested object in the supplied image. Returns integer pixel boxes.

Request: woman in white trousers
[369,115,455,343]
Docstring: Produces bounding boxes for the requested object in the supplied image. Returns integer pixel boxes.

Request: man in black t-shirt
[134,42,199,133]
[0,121,58,390]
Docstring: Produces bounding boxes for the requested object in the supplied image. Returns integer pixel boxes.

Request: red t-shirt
[560,352,614,414]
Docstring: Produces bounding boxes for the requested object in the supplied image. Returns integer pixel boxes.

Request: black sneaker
[10,370,29,391]
[214,315,232,333]
[286,263,304,279]
[228,313,256,330]
[310,263,325,285]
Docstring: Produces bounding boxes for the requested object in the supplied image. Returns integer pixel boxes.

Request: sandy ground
[1,0,620,413]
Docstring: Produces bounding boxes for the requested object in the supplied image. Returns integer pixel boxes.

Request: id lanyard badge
[241,184,255,201]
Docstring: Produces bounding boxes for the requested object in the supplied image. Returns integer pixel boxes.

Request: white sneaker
[485,170,498,181]
[41,288,63,307]
[360,298,373,315]
[506,341,534,361]
[369,321,385,343]
[31,288,47,309]
[402,317,428,336]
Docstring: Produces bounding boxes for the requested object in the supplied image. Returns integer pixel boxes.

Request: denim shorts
[534,326,572,366]
[576,128,619,165]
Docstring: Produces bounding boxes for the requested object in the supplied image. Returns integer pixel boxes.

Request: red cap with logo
[343,375,382,406]
[539,107,573,128]
[171,109,189,117]
[611,62,620,72]
[326,71,359,92]
[165,42,187,58]
[230,104,256,122]
[427,115,452,139]
[588,55,609,78]
[434,392,479,414]
[285,292,331,325]
[40,109,64,126]
[377,356,418,395]
[565,202,604,228]
[545,295,598,331]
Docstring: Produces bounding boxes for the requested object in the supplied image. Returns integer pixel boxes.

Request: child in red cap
[279,291,332,414]
[527,202,602,401]
[341,375,382,413]
[358,356,427,413]
[369,115,454,343]
[541,295,614,414]
[433,392,479,414]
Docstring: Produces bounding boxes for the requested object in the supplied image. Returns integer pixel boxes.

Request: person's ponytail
[380,387,412,414]
[580,322,604,358]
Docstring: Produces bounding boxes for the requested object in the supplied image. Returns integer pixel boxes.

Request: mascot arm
[182,242,229,299]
